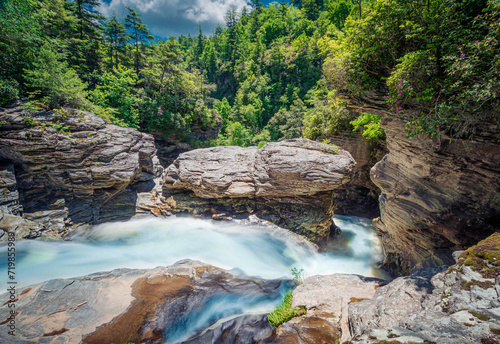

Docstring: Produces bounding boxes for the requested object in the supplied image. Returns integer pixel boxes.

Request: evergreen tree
[103,17,128,69]
[125,7,153,75]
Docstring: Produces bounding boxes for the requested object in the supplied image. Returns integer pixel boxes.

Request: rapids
[0,215,384,291]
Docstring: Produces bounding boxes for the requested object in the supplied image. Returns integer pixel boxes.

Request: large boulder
[371,114,500,275]
[0,260,287,344]
[162,139,356,246]
[0,103,163,237]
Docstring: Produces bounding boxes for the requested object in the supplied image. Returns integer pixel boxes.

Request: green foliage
[0,78,20,106]
[303,89,352,140]
[291,267,304,285]
[350,113,384,140]
[25,43,88,108]
[267,291,304,327]
[223,121,253,146]
[2,0,496,146]
[89,64,139,128]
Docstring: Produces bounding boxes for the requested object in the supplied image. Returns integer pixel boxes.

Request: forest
[0,0,498,146]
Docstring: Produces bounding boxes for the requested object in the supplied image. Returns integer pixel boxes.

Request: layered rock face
[0,104,162,238]
[329,133,386,218]
[371,115,500,275]
[162,139,356,246]
[0,260,287,344]
[349,234,500,343]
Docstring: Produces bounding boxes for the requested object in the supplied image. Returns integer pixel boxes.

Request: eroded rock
[0,260,287,344]
[371,114,500,275]
[162,139,356,245]
[0,104,163,237]
[348,234,500,343]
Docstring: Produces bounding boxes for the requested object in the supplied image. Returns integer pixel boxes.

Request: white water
[0,215,385,292]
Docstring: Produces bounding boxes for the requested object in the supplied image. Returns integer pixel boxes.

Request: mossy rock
[458,233,500,279]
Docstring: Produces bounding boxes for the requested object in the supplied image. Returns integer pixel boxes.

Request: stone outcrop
[288,274,383,343]
[0,103,163,238]
[371,114,500,275]
[348,233,500,343]
[0,260,287,344]
[162,139,356,246]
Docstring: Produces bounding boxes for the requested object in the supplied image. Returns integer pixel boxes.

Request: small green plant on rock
[267,291,304,327]
[291,267,304,285]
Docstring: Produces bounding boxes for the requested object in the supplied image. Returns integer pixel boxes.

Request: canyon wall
[0,103,163,239]
[372,114,500,275]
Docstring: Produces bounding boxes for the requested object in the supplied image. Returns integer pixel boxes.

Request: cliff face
[0,104,162,238]
[371,115,500,275]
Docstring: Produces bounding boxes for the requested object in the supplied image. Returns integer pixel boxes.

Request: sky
[99,0,275,38]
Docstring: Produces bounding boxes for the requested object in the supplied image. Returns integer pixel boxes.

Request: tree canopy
[1,0,497,145]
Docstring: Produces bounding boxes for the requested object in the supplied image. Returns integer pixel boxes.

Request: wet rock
[371,114,500,275]
[181,314,275,344]
[163,139,356,246]
[0,260,286,344]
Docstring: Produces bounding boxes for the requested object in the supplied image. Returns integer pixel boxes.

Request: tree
[89,64,139,127]
[25,42,88,108]
[67,0,105,76]
[125,7,153,75]
[71,0,104,40]
[328,0,353,30]
[103,17,128,69]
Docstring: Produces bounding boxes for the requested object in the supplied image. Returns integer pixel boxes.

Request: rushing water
[0,214,385,343]
[0,215,384,291]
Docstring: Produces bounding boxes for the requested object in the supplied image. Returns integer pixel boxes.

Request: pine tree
[103,17,128,69]
[125,7,153,75]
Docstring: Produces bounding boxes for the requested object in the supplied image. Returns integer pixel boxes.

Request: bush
[0,78,20,106]
[350,113,384,140]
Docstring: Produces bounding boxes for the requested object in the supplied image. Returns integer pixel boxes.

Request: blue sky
[99,0,275,38]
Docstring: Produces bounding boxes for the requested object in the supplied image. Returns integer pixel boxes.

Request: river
[0,214,386,342]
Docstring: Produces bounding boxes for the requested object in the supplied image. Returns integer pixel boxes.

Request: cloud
[99,0,250,38]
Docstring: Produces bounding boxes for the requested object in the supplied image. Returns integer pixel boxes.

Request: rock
[0,260,287,344]
[348,234,500,343]
[0,104,164,237]
[181,314,275,344]
[328,133,386,218]
[0,212,56,241]
[163,139,356,245]
[290,274,384,342]
[371,114,500,275]
[272,316,341,344]
[0,161,21,215]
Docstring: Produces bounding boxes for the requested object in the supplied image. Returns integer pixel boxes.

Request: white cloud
[100,0,249,37]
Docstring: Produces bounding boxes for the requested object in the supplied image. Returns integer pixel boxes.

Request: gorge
[0,103,499,343]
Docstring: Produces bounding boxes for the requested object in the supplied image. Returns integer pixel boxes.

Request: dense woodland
[0,0,498,146]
